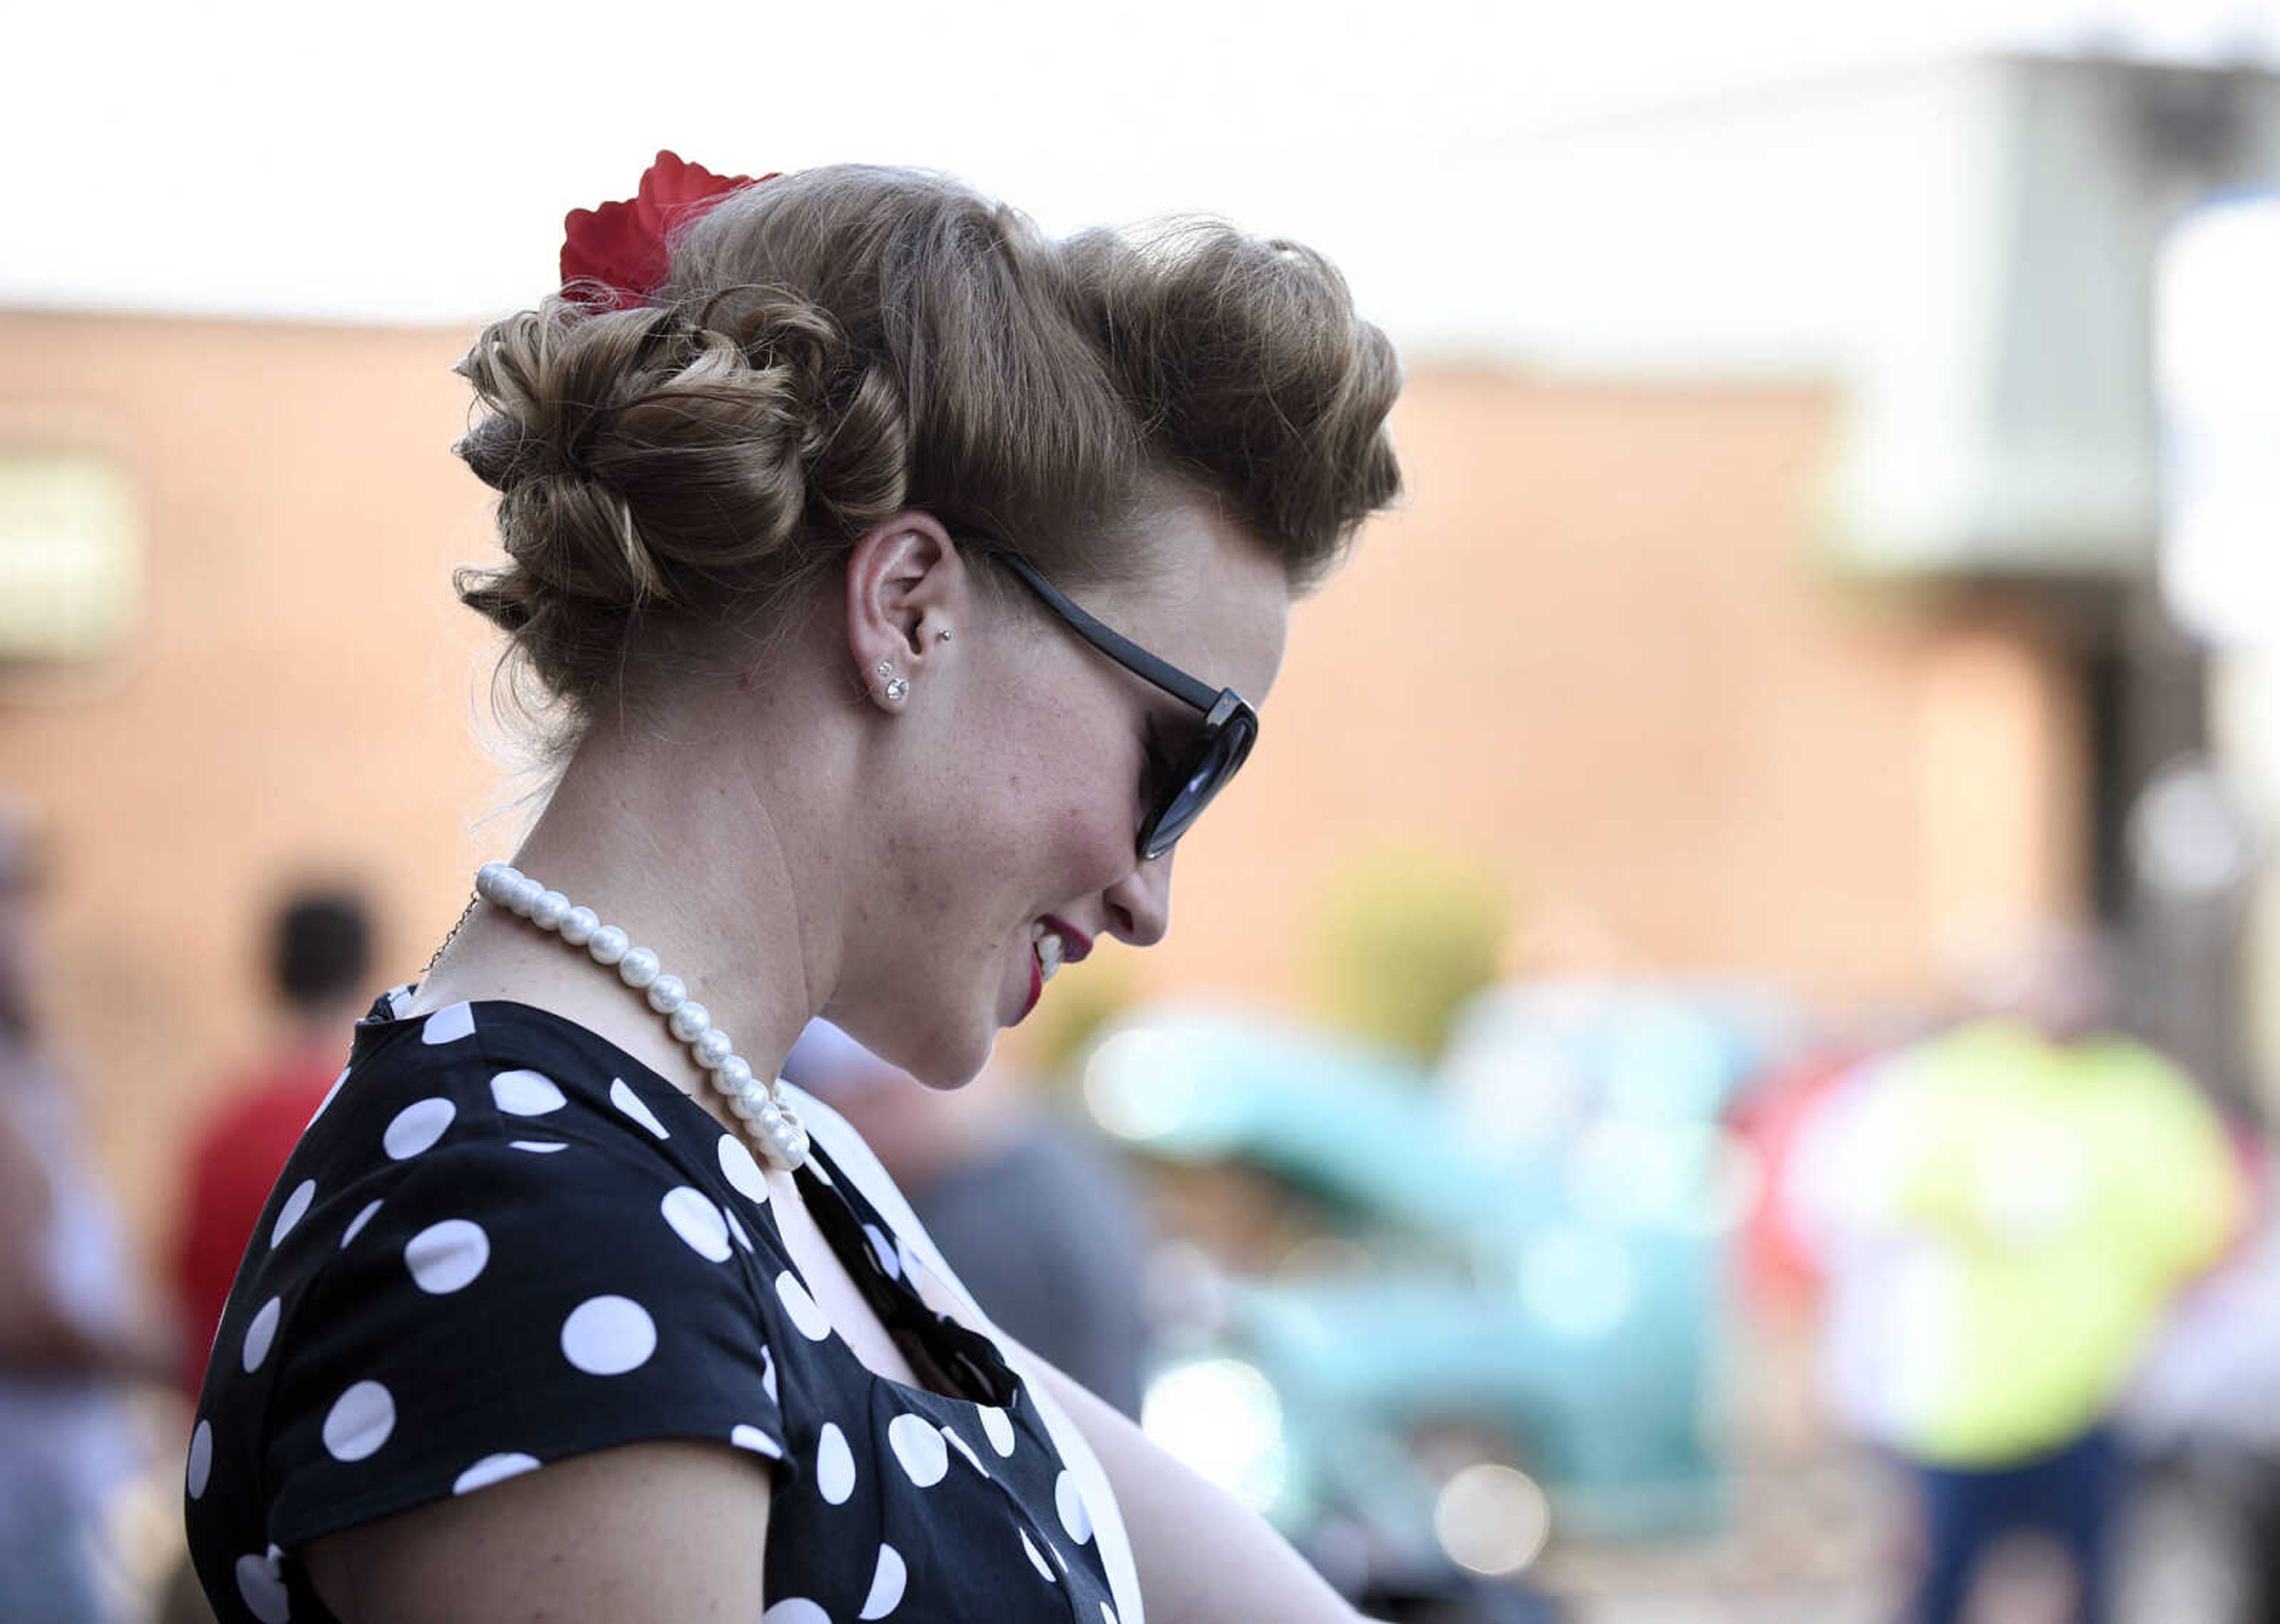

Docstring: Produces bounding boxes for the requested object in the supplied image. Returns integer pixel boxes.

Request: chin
[907,1027,996,1091]
[825,1006,995,1093]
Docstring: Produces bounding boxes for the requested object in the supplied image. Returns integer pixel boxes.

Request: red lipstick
[1041,916,1094,964]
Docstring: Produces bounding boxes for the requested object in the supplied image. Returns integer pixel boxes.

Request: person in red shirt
[172,888,372,1397]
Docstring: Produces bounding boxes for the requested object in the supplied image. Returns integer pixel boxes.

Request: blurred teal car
[1086,984,1777,1580]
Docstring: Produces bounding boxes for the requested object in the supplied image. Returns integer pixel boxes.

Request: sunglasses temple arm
[1000,555,1223,712]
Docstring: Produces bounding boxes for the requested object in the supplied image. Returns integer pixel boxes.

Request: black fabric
[185,993,1121,1624]
[907,1126,1151,1421]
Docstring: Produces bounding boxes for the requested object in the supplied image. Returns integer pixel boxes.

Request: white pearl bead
[477,861,803,1166]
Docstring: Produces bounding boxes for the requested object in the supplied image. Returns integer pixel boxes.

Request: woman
[185,156,1402,1624]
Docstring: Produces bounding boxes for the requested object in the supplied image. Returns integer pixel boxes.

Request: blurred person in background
[781,1019,1152,1417]
[172,887,372,1397]
[182,157,1402,1624]
[1790,924,2242,1624]
[0,801,176,1623]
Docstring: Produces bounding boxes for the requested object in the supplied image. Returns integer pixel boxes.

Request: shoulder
[187,999,791,1610]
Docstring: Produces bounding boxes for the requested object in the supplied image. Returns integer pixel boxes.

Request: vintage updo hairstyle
[454,164,1402,738]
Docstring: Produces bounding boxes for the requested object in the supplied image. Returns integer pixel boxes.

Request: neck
[419,709,843,1104]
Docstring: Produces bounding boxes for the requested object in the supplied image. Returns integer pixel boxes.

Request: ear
[843,512,970,712]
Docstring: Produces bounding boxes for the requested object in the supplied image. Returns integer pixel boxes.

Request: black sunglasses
[996,554,1259,862]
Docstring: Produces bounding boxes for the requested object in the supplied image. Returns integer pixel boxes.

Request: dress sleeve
[260,1133,786,1550]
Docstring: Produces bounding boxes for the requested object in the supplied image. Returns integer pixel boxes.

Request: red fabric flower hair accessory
[559,151,778,310]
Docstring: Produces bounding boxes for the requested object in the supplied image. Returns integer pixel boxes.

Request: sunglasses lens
[1141,707,1258,859]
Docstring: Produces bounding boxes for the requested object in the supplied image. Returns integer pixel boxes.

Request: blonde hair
[454,164,1401,733]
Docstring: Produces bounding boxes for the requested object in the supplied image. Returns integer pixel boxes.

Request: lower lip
[1017,945,1043,1023]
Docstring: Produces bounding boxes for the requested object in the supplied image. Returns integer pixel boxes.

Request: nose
[1101,849,1173,948]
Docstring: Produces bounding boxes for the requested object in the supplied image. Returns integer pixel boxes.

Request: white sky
[5,0,2277,338]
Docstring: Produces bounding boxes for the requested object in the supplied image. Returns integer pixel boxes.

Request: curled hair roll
[453,290,910,711]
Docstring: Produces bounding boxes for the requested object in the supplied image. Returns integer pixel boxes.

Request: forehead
[1085,499,1291,704]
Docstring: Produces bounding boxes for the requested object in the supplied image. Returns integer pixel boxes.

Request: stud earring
[875,660,910,703]
[936,628,952,643]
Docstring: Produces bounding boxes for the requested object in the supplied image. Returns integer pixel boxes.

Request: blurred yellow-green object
[1310,850,1507,1063]
[1864,1020,2244,1467]
[1031,954,1138,1083]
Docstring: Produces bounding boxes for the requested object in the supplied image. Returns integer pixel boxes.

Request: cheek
[974,702,1138,880]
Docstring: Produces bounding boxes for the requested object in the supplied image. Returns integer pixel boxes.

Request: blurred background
[7,2,2280,1620]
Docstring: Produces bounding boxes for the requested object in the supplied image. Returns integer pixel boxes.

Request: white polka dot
[816,1421,856,1504]
[452,1452,541,1495]
[761,1344,778,1404]
[859,1542,907,1619]
[404,1219,490,1294]
[887,1413,948,1487]
[718,1134,768,1202]
[235,1552,290,1623]
[508,1140,566,1153]
[761,1602,829,1624]
[186,1419,213,1499]
[864,1223,901,1280]
[1021,1527,1057,1582]
[895,1236,923,1283]
[241,1297,281,1372]
[980,1406,1016,1457]
[322,1381,395,1462]
[1104,1605,1119,1624]
[726,1206,753,1251]
[1056,1469,1094,1543]
[561,1295,656,1375]
[340,1198,382,1248]
[421,1001,476,1045]
[386,984,417,1019]
[490,1069,565,1115]
[660,1187,731,1262]
[270,1179,316,1247]
[383,1096,456,1159]
[308,1065,349,1125]
[610,1077,669,1138]
[731,1424,783,1460]
[943,1425,988,1477]
[774,1271,831,1341]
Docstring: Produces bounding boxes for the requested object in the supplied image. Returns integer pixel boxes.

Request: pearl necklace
[473,862,810,1171]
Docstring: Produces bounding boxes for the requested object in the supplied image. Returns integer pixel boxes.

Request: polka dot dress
[185,994,1123,1623]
